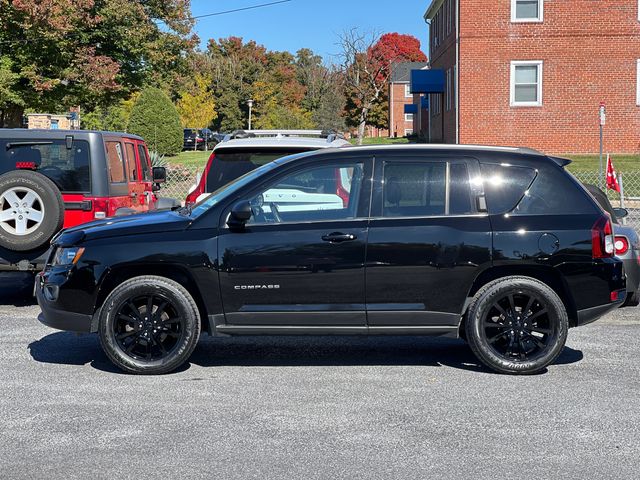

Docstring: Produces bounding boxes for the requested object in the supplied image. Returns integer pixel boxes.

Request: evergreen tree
[127,88,182,156]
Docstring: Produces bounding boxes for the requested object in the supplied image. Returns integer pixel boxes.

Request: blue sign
[411,69,445,94]
[404,104,418,114]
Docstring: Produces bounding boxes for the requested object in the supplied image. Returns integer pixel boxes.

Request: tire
[0,170,64,251]
[98,276,201,375]
[465,276,569,375]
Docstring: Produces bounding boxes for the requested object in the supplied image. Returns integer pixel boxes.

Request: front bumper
[35,273,94,333]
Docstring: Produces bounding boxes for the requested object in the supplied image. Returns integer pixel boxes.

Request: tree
[177,74,217,129]
[127,88,182,155]
[0,56,24,127]
[0,0,196,124]
[339,30,427,144]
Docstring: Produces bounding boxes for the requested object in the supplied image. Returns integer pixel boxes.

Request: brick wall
[458,0,640,154]
[428,0,457,143]
[389,82,417,137]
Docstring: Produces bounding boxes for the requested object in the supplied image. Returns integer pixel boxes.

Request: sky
[190,0,432,62]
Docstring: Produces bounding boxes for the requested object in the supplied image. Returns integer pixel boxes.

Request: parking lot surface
[0,284,639,479]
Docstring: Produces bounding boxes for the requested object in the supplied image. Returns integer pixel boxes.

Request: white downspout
[390,82,394,138]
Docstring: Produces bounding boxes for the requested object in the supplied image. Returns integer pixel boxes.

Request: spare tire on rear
[0,170,65,252]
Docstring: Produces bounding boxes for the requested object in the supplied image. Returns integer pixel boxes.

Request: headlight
[52,247,85,266]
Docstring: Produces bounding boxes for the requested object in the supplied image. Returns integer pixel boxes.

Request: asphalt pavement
[0,282,639,479]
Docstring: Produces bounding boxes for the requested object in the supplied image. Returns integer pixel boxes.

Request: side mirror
[152,166,167,184]
[228,200,252,228]
[613,207,629,219]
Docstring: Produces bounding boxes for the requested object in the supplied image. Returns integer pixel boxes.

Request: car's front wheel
[98,276,201,375]
[465,276,569,374]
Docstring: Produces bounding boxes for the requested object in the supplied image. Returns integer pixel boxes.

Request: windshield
[190,161,280,218]
[205,147,318,193]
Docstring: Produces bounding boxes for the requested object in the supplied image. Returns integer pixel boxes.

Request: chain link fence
[573,171,640,230]
[156,165,640,230]
[157,165,202,203]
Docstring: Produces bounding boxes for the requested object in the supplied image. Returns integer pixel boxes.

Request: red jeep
[0,129,172,272]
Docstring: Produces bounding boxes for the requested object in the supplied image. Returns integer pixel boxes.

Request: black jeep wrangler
[36,145,626,375]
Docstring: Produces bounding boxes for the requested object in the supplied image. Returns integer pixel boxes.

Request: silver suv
[185,130,351,205]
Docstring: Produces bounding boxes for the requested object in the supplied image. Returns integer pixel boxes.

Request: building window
[447,0,453,35]
[511,0,543,22]
[405,113,414,122]
[510,61,543,107]
[405,84,412,98]
[404,129,414,137]
[431,94,441,116]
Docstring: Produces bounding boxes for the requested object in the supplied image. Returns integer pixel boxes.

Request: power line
[192,0,293,21]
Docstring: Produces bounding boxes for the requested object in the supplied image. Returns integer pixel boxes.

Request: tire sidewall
[466,278,569,374]
[0,171,64,251]
[98,277,200,374]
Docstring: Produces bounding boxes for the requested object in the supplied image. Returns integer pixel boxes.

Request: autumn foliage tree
[341,30,427,144]
[177,74,217,130]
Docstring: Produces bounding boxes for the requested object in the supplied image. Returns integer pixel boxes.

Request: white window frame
[511,0,543,23]
[405,84,412,98]
[405,113,414,122]
[404,129,414,137]
[510,61,543,107]
[637,59,640,106]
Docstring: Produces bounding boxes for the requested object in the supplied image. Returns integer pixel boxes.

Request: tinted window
[106,141,126,183]
[383,162,446,217]
[0,139,91,192]
[206,148,317,193]
[514,168,595,215]
[481,163,536,214]
[248,163,364,224]
[138,145,151,181]
[125,143,137,181]
[450,162,474,215]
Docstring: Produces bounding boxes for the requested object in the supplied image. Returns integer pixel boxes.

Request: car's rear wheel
[0,170,64,251]
[98,276,201,375]
[465,276,568,374]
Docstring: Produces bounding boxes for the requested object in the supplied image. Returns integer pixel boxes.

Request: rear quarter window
[481,163,536,214]
[106,141,126,183]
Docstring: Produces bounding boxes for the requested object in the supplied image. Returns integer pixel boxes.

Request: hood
[55,210,192,246]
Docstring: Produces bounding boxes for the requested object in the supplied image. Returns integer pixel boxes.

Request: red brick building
[389,62,428,137]
[424,0,640,154]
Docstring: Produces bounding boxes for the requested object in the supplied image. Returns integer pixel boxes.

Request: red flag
[606,154,620,193]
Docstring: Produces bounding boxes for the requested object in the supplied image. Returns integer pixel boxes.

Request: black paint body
[36,147,626,337]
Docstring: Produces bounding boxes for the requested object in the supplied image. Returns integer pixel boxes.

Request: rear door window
[0,139,91,192]
[106,141,126,184]
[124,143,138,181]
[206,148,318,192]
[383,162,447,217]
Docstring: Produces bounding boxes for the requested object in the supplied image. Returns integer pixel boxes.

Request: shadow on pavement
[28,332,584,375]
[0,272,37,306]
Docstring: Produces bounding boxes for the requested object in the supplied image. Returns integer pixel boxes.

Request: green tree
[0,0,195,125]
[177,74,217,129]
[0,56,24,127]
[127,88,182,155]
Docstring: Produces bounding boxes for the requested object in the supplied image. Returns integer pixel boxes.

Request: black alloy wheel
[482,292,555,361]
[465,276,568,374]
[99,276,201,375]
[113,294,184,361]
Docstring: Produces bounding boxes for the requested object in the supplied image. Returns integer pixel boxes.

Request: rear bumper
[576,290,626,326]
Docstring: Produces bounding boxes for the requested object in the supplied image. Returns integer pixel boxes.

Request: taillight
[185,153,214,206]
[592,215,614,258]
[93,198,109,219]
[614,236,629,256]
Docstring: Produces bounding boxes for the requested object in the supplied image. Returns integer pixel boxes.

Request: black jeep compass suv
[36,145,626,375]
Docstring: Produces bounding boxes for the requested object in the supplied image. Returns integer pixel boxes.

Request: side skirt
[213,324,459,338]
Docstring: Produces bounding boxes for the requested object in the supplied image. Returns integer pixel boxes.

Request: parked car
[0,129,171,274]
[37,144,626,375]
[583,183,639,306]
[183,128,218,151]
[185,129,351,205]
